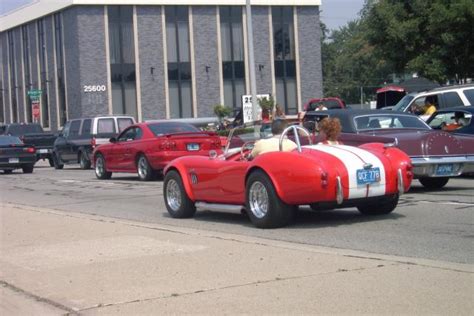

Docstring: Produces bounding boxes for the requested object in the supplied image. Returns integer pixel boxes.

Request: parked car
[303,109,474,189]
[303,97,347,111]
[93,121,222,181]
[0,136,36,174]
[391,84,474,120]
[426,106,474,135]
[162,123,413,228]
[53,116,135,170]
[0,123,56,166]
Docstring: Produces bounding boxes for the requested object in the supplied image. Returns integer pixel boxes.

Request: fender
[164,158,196,201]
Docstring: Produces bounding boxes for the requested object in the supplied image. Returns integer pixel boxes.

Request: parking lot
[2,161,473,264]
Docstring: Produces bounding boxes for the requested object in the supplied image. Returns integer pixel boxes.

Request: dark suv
[52,116,135,170]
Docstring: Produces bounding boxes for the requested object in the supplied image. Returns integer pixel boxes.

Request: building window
[220,6,245,109]
[166,6,193,118]
[38,19,50,127]
[108,6,138,119]
[22,25,32,122]
[272,6,297,114]
[8,30,18,123]
[54,13,67,126]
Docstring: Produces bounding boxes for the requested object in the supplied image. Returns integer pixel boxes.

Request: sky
[320,0,366,31]
[1,0,365,30]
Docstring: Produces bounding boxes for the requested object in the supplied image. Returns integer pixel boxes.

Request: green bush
[213,104,232,120]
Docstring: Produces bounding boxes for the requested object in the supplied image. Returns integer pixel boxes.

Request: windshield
[392,95,414,112]
[354,114,431,131]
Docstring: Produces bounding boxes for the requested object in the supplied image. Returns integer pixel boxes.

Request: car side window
[69,120,82,139]
[118,118,134,132]
[442,92,463,108]
[118,127,136,142]
[135,127,143,140]
[97,118,116,134]
[62,121,71,137]
[81,119,92,138]
[463,89,474,104]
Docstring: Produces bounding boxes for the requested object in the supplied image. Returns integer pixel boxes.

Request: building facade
[0,0,322,130]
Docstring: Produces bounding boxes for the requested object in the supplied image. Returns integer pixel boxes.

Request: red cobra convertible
[163,123,413,228]
[93,121,222,181]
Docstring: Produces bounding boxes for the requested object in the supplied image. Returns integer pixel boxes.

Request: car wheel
[53,152,64,170]
[79,151,91,170]
[137,155,154,181]
[419,177,449,189]
[4,170,13,174]
[164,170,196,218]
[357,194,399,215]
[48,157,54,167]
[246,170,295,228]
[95,154,112,180]
[22,164,34,174]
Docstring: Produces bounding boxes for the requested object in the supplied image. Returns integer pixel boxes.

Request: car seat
[368,119,381,128]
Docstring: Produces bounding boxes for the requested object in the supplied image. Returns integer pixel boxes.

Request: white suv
[392,84,474,119]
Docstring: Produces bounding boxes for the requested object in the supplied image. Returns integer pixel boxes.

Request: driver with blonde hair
[250,119,297,158]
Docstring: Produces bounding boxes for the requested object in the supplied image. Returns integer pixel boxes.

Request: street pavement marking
[2,236,207,271]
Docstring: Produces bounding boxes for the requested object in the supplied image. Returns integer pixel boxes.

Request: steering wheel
[240,141,256,161]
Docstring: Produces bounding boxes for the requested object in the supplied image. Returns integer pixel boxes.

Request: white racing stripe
[304,145,386,199]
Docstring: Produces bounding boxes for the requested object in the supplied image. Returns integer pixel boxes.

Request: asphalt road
[1,161,473,264]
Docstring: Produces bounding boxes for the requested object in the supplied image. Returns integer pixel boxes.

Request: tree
[364,0,474,83]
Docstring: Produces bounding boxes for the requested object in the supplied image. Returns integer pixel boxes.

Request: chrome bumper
[411,155,474,177]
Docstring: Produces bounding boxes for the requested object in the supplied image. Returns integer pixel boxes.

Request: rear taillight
[24,147,36,153]
[159,141,177,150]
[91,137,96,148]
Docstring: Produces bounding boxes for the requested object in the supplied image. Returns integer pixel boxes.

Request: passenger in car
[423,98,437,115]
[319,117,343,145]
[442,112,467,131]
[250,119,297,158]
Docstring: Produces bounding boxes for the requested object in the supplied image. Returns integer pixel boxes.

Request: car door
[120,127,143,171]
[111,127,138,171]
[55,121,71,162]
[64,120,82,162]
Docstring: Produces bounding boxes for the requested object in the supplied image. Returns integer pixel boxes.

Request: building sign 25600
[83,85,106,93]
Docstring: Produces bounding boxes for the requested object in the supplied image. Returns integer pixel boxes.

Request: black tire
[163,170,196,218]
[22,164,34,174]
[4,170,13,174]
[137,154,154,181]
[79,151,91,170]
[53,152,64,170]
[48,157,54,167]
[357,194,399,215]
[245,170,295,228]
[94,154,112,180]
[419,177,449,189]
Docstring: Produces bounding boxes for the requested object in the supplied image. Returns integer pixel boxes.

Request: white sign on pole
[242,94,270,123]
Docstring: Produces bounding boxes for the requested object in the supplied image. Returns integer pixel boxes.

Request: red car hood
[359,129,474,157]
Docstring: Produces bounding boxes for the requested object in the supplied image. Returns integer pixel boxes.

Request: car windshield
[0,136,23,146]
[354,114,430,131]
[148,122,200,136]
[392,95,414,112]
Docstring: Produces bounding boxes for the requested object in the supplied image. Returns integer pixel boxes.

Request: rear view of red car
[93,121,222,181]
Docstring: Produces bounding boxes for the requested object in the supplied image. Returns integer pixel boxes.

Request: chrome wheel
[248,181,269,219]
[138,156,148,179]
[96,156,104,176]
[166,179,182,211]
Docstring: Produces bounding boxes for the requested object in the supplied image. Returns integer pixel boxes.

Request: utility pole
[246,0,258,121]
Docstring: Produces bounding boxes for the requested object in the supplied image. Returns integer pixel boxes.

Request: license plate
[435,164,454,176]
[38,149,49,154]
[9,158,19,164]
[357,167,381,185]
[187,143,200,151]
